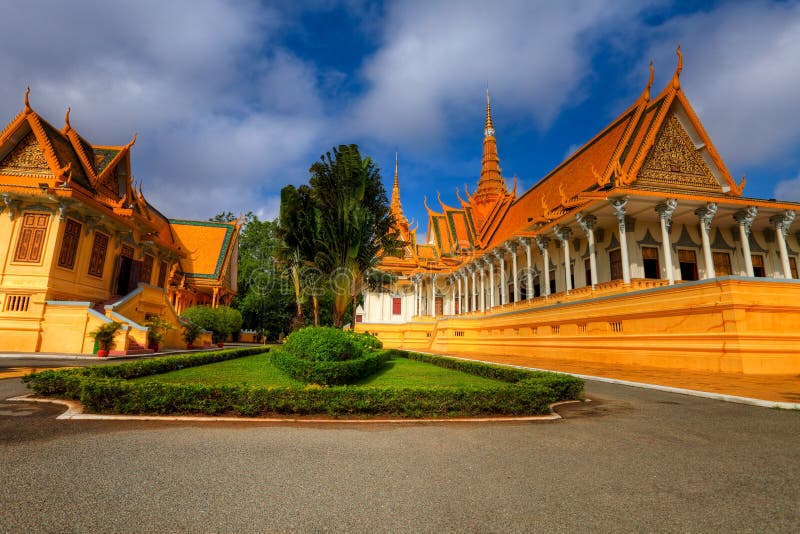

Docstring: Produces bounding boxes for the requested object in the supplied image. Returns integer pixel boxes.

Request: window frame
[57,218,82,270]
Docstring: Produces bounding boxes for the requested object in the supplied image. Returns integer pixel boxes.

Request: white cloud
[0,0,325,220]
[350,0,652,147]
[774,174,800,202]
[642,1,800,168]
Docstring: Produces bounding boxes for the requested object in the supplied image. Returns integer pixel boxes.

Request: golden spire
[485,89,495,137]
[474,90,506,209]
[390,152,409,235]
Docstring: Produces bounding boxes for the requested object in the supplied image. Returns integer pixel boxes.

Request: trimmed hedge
[23,346,268,397]
[75,380,558,417]
[271,348,389,385]
[283,327,362,362]
[395,350,584,401]
[22,347,584,418]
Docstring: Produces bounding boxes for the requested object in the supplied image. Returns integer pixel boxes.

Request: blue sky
[1,0,799,238]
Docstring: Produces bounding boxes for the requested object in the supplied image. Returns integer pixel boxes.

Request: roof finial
[645,60,654,100]
[64,107,71,130]
[126,133,138,148]
[485,88,494,137]
[673,42,683,89]
[394,151,399,190]
[24,87,31,112]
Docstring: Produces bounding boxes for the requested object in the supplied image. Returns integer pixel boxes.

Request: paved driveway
[1,377,798,532]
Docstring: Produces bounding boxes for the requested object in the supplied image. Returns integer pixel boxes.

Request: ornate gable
[0,131,51,177]
[635,113,721,194]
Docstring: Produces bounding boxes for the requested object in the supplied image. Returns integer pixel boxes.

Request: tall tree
[309,145,400,328]
[278,184,318,329]
[232,215,294,339]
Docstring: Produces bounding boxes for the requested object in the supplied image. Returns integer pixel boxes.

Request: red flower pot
[186,344,194,350]
[97,349,109,358]
[217,342,224,348]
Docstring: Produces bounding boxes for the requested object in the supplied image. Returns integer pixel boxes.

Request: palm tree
[309,145,400,328]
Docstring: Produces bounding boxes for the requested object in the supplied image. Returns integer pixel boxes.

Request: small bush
[346,331,382,353]
[282,327,362,362]
[271,347,389,385]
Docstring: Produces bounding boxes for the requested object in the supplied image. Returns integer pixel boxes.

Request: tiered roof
[381,46,781,276]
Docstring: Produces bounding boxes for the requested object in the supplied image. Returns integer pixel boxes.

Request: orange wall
[358,278,800,374]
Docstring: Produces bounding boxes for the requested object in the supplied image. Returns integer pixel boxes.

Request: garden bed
[23,347,584,418]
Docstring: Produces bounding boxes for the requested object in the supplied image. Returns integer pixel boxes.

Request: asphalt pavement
[1,376,798,532]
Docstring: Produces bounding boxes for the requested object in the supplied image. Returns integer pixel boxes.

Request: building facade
[359,50,800,375]
[0,91,239,354]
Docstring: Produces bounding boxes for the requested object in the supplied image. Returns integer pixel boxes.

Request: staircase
[109,338,154,356]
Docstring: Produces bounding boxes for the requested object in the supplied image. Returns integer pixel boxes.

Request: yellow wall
[358,278,800,375]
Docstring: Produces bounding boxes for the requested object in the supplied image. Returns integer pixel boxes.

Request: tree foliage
[295,144,400,328]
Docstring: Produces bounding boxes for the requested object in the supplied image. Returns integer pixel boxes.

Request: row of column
[411,199,796,317]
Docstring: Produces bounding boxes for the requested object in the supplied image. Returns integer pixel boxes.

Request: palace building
[0,91,239,354]
[358,49,800,375]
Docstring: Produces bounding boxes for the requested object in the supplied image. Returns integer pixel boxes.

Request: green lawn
[134,352,506,389]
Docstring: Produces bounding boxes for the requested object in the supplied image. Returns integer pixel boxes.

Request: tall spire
[473,89,506,208]
[484,89,494,137]
[390,152,409,237]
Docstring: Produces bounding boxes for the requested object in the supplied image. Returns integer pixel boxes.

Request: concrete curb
[7,395,582,424]
[434,354,800,410]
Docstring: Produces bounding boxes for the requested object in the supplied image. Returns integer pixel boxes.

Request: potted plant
[91,321,122,357]
[145,316,174,352]
[181,321,202,349]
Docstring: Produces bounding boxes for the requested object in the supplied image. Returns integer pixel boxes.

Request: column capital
[504,240,518,253]
[554,224,572,242]
[695,202,718,232]
[655,198,678,232]
[733,206,758,234]
[517,236,533,247]
[576,213,597,234]
[770,210,796,238]
[655,198,678,219]
[610,197,628,225]
[535,235,550,254]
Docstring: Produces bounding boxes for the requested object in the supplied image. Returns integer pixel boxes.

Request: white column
[556,226,573,292]
[488,258,496,308]
[449,276,455,315]
[430,274,436,317]
[497,252,507,305]
[471,266,478,312]
[611,198,631,284]
[507,243,520,302]
[734,207,757,277]
[522,238,533,299]
[656,199,677,285]
[463,270,470,313]
[576,214,598,288]
[478,264,485,312]
[456,274,462,315]
[417,276,422,316]
[536,236,550,297]
[771,211,796,279]
[696,203,718,279]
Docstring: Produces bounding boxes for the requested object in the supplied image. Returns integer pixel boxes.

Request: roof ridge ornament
[64,107,72,131]
[645,60,654,101]
[672,43,683,90]
[24,87,31,113]
[485,89,494,138]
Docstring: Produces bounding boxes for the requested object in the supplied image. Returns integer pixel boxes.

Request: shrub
[181,321,203,345]
[90,321,122,351]
[271,347,389,385]
[347,331,382,353]
[181,306,242,344]
[282,327,362,362]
